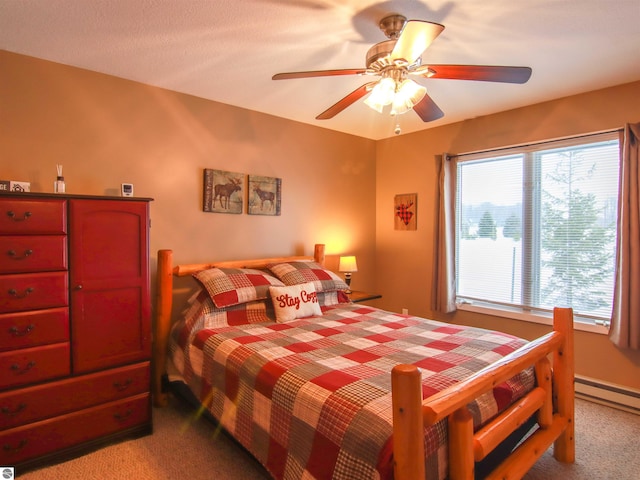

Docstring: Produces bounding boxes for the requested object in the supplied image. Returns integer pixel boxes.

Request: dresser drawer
[0,393,150,465]
[0,235,67,273]
[0,272,68,313]
[0,199,66,235]
[0,343,70,390]
[0,308,69,352]
[0,362,149,430]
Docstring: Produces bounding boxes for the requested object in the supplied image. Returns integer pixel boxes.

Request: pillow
[186,290,276,331]
[269,282,322,323]
[209,299,276,327]
[193,267,284,308]
[268,261,349,293]
[317,290,351,307]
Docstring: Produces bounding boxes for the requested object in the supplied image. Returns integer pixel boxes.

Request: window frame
[452,131,620,334]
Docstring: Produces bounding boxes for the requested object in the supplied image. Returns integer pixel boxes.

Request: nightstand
[347,290,382,303]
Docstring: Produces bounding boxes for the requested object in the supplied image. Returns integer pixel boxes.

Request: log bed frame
[152,244,575,480]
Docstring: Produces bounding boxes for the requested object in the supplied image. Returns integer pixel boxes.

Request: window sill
[457,302,609,335]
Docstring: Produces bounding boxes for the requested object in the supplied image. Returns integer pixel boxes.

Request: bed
[152,244,574,480]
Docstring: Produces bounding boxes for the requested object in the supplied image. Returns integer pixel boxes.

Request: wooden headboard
[152,244,326,407]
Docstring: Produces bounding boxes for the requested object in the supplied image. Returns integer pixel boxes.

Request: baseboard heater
[575,375,640,415]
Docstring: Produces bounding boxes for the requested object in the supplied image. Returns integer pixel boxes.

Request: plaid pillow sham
[193,267,284,308]
[186,290,277,329]
[268,261,348,293]
[318,290,351,307]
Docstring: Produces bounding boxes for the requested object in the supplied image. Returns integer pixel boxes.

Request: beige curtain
[432,154,457,313]
[610,123,640,349]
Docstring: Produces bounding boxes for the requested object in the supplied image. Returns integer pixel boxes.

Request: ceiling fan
[272,14,532,124]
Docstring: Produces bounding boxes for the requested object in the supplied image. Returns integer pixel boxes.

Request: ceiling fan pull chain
[393,113,402,135]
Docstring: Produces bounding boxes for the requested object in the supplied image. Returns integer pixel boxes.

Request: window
[455,132,620,326]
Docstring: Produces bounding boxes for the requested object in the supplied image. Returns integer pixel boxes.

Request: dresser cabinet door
[68,200,151,373]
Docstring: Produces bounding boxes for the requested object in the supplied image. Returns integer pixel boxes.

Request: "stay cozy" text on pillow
[269,282,322,323]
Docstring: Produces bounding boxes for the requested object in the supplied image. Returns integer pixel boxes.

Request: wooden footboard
[392,307,575,480]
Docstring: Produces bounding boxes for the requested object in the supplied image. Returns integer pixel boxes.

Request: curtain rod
[448,127,623,160]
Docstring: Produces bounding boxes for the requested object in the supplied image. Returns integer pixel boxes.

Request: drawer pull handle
[3,439,28,454]
[9,324,35,337]
[8,287,34,298]
[6,211,32,221]
[7,249,33,259]
[1,403,27,417]
[10,361,36,374]
[113,379,133,391]
[114,409,133,421]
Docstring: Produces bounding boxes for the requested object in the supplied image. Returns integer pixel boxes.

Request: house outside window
[455,132,620,328]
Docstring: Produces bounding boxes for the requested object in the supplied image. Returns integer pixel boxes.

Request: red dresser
[0,193,152,472]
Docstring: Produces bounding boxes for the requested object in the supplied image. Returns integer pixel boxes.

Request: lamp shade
[339,255,358,273]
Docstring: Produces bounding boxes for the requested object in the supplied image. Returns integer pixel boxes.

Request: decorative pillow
[268,261,349,293]
[317,290,351,307]
[193,267,284,308]
[269,282,322,323]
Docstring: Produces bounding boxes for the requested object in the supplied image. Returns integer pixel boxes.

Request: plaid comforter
[168,301,534,479]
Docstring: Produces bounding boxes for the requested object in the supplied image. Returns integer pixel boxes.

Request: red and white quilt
[168,301,534,479]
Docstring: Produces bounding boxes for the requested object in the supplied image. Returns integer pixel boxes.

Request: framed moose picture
[248,175,281,216]
[203,169,245,214]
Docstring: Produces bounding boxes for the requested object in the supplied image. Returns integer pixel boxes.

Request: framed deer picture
[203,169,245,214]
[248,175,281,216]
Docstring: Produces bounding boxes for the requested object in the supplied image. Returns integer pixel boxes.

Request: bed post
[392,364,425,480]
[152,249,174,407]
[552,307,575,462]
[314,243,325,267]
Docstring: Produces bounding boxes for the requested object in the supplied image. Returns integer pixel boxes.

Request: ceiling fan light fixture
[391,79,426,115]
[364,77,396,112]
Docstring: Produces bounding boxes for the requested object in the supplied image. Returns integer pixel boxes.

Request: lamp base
[344,273,352,294]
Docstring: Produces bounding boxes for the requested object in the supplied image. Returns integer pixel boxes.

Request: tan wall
[375,80,640,390]
[0,50,378,299]
[3,49,639,392]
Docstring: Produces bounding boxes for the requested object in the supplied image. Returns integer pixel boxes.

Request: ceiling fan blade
[316,82,378,120]
[273,68,366,80]
[420,65,532,83]
[391,20,445,64]
[412,92,444,122]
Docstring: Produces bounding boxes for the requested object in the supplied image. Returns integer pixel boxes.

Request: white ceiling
[1,0,639,140]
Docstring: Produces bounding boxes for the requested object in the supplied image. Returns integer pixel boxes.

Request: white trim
[457,303,609,334]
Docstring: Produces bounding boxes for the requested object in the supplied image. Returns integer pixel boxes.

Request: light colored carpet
[523,398,640,480]
[17,397,640,479]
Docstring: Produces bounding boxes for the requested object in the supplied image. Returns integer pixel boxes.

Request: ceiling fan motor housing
[366,40,397,68]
